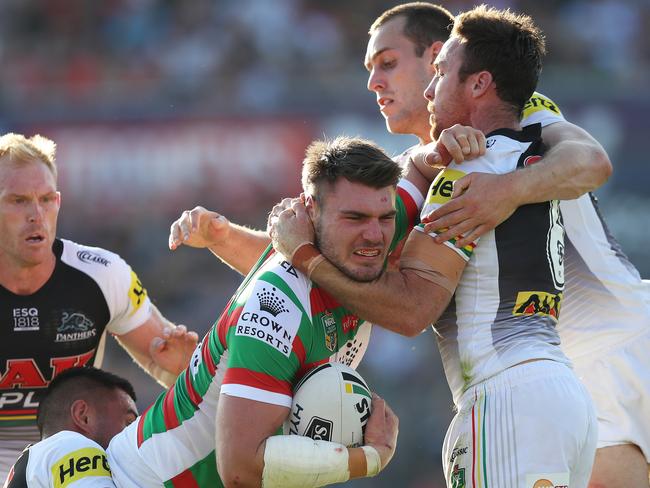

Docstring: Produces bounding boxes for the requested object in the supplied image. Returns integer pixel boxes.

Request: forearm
[113,333,177,388]
[309,259,439,336]
[515,119,613,203]
[260,436,381,488]
[208,224,270,275]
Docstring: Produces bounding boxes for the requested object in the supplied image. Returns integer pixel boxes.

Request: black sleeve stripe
[5,449,29,488]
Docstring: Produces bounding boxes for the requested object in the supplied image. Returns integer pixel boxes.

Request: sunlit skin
[424,37,473,140]
[310,179,396,282]
[365,16,439,143]
[0,159,61,294]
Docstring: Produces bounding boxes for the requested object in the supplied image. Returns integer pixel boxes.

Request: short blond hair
[0,133,57,178]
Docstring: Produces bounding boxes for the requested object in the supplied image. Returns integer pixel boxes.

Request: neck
[469,102,520,134]
[0,252,56,295]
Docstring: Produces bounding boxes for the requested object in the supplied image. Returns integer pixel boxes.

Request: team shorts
[572,327,650,460]
[442,360,597,488]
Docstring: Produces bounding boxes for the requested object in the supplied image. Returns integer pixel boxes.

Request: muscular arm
[514,120,612,202]
[310,232,463,335]
[205,223,270,275]
[115,304,198,388]
[422,120,613,246]
[273,199,466,336]
[169,206,270,276]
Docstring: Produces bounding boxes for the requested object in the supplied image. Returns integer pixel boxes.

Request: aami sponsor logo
[52,447,111,488]
[76,250,110,266]
[12,308,40,331]
[56,312,96,342]
[426,169,466,205]
[512,291,562,320]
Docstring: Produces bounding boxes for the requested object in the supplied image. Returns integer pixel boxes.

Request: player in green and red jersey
[107,136,410,488]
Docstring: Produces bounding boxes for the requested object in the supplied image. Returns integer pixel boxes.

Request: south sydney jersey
[0,239,152,442]
[417,122,571,404]
[106,182,422,488]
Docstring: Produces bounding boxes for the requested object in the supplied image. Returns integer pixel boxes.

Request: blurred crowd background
[2,1,648,486]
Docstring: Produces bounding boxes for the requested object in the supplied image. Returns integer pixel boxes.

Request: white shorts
[442,360,597,488]
[572,327,650,460]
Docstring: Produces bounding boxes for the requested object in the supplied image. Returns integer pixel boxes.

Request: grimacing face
[365,16,438,142]
[0,159,60,268]
[311,178,396,283]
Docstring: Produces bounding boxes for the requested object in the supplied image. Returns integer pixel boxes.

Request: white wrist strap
[362,446,381,477]
[262,435,350,488]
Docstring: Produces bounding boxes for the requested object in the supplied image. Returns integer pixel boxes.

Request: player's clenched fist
[169,206,230,250]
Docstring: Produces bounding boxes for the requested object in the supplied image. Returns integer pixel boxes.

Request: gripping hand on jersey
[268,195,316,261]
[411,124,487,169]
[168,206,230,250]
[421,172,519,247]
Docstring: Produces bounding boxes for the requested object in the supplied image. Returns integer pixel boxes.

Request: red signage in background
[31,118,315,217]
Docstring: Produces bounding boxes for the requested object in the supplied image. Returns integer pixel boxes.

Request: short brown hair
[453,5,546,117]
[301,136,401,205]
[370,2,454,56]
[0,132,58,179]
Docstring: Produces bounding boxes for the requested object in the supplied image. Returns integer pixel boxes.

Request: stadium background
[2,0,648,486]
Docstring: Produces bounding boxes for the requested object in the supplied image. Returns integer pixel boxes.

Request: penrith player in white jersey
[271,7,598,488]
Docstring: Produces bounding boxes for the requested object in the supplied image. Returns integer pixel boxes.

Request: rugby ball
[284,362,372,447]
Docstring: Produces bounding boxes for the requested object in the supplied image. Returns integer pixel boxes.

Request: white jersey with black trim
[0,239,152,477]
[522,92,650,358]
[417,123,571,404]
[3,431,115,488]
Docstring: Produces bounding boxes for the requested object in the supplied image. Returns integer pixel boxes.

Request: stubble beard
[314,219,384,283]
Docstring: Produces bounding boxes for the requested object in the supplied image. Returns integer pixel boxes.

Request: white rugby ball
[284,362,372,447]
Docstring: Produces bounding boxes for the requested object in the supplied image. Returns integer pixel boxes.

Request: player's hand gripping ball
[284,362,372,447]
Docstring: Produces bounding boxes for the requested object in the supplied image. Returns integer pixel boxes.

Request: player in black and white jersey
[0,133,197,480]
[271,7,597,487]
[3,367,137,488]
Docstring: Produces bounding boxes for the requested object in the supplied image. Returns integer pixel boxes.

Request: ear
[426,41,444,73]
[304,194,317,220]
[70,399,92,435]
[469,70,493,99]
[55,191,62,209]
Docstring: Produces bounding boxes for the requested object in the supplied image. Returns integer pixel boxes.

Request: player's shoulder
[522,91,566,127]
[59,238,131,276]
[28,431,111,485]
[448,124,541,176]
[253,251,311,298]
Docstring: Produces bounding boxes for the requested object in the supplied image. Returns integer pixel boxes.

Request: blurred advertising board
[29,118,315,217]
